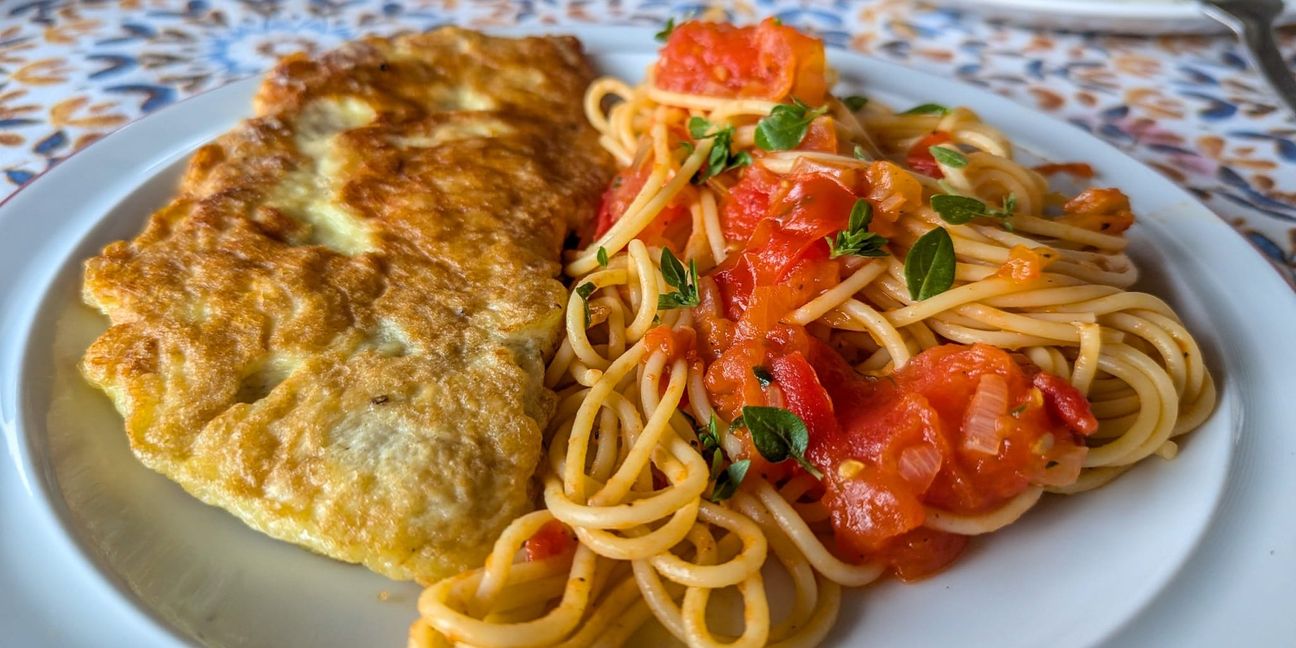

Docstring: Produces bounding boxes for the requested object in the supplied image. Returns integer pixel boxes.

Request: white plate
[931,0,1296,34]
[2,25,1294,648]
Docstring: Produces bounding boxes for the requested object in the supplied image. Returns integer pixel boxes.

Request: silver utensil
[1197,0,1296,116]
[1200,0,1296,117]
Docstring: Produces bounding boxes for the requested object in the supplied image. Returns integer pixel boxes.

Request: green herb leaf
[901,103,950,116]
[596,246,609,268]
[843,95,869,111]
[904,227,957,301]
[753,366,774,388]
[853,144,868,160]
[709,450,725,479]
[931,193,1016,231]
[996,193,1017,232]
[827,199,889,259]
[755,98,829,151]
[575,282,596,327]
[687,117,744,183]
[655,17,676,42]
[688,116,711,140]
[1010,402,1028,417]
[710,459,750,502]
[657,248,700,310]
[929,145,968,168]
[930,194,987,225]
[740,406,823,479]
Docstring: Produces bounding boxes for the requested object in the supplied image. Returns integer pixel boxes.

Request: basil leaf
[901,102,950,116]
[929,145,968,168]
[741,406,823,478]
[655,17,676,42]
[843,95,869,111]
[827,199,889,259]
[904,227,957,301]
[575,282,596,327]
[710,459,750,502]
[596,246,609,268]
[755,100,829,151]
[931,194,987,225]
[657,249,700,310]
[753,366,774,388]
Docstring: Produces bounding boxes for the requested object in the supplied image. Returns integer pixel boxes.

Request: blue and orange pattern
[0,0,1292,282]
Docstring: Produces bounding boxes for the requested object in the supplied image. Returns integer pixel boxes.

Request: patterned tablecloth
[2,0,1293,283]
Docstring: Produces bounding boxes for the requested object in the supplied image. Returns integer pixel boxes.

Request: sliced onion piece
[962,373,1010,455]
[897,444,943,492]
[1034,442,1087,487]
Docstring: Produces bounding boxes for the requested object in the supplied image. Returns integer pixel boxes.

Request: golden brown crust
[80,27,611,581]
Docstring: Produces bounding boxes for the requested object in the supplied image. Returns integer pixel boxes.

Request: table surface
[1,0,1292,284]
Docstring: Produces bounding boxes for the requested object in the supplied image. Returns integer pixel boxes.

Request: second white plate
[931,0,1296,33]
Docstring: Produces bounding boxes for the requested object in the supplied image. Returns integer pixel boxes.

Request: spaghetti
[409,18,1215,648]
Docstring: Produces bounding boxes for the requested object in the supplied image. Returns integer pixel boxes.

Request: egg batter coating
[80,27,612,581]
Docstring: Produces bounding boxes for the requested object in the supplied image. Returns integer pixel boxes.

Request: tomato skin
[906,132,953,178]
[524,520,575,562]
[770,351,838,440]
[1033,372,1099,436]
[655,18,826,103]
[720,164,783,243]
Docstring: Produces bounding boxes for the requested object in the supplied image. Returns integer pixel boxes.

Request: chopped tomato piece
[644,325,696,363]
[905,132,953,178]
[864,161,922,236]
[1057,187,1135,234]
[524,520,575,562]
[655,18,827,103]
[994,244,1056,283]
[796,116,838,154]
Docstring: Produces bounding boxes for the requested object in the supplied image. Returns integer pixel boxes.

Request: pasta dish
[410,18,1216,647]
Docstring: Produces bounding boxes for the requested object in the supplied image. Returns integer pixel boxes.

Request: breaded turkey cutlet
[80,27,612,582]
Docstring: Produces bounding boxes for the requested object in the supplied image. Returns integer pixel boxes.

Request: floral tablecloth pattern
[1,0,1293,283]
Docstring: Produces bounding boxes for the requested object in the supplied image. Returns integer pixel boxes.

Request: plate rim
[0,23,1292,648]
